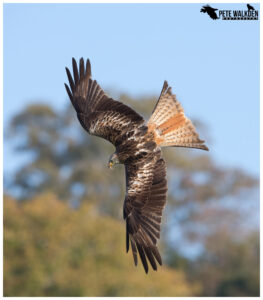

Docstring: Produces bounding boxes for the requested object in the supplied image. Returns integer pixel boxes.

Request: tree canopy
[4,94,259,296]
[4,194,200,296]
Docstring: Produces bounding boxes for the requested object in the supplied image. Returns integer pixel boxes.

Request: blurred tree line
[4,94,259,296]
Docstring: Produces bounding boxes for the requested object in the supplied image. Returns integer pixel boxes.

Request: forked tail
[148,81,208,151]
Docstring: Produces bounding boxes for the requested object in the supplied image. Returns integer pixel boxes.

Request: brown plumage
[65,58,208,273]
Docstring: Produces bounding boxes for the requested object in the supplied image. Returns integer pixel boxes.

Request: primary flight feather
[65,58,208,273]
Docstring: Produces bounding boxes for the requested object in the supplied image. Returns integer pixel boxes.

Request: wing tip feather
[86,58,91,78]
[64,83,73,101]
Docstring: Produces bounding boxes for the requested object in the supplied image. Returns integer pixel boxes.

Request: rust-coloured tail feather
[148,81,208,151]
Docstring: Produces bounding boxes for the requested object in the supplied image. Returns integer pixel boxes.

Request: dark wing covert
[65,58,145,145]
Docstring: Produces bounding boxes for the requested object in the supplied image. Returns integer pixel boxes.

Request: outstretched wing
[124,150,167,273]
[65,58,145,145]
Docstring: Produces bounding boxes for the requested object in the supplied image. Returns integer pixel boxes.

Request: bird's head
[108,152,120,169]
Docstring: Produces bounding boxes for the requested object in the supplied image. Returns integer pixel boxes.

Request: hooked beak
[108,161,114,169]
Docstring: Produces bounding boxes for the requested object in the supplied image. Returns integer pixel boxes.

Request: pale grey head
[108,152,120,169]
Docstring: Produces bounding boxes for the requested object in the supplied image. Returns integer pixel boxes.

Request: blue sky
[4,3,260,178]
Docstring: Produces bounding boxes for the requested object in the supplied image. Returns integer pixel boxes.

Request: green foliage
[4,95,259,296]
[4,194,200,296]
[188,229,260,296]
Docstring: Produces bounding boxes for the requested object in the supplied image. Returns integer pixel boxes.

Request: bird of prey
[247,4,255,10]
[65,58,208,273]
[200,5,219,20]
